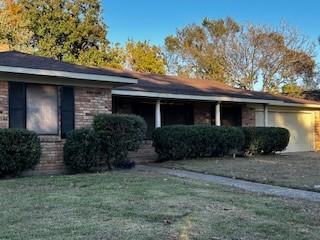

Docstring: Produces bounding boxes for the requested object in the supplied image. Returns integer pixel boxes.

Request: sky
[102,0,320,55]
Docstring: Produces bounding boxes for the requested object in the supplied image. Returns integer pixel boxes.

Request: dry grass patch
[156,152,320,192]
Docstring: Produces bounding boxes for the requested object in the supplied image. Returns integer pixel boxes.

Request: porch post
[155,99,161,128]
[215,102,221,126]
[264,104,268,127]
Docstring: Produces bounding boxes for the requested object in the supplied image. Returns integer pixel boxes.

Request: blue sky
[102,0,320,54]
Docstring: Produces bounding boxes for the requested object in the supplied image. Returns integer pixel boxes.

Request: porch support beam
[264,104,269,127]
[155,99,161,128]
[215,102,221,126]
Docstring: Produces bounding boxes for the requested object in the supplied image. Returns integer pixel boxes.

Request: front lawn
[155,152,320,192]
[0,170,320,239]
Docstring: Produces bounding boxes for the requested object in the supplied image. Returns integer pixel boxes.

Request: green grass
[0,170,320,240]
[156,152,320,192]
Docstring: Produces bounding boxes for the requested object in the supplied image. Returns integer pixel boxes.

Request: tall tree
[125,40,166,74]
[20,0,108,64]
[165,17,239,82]
[165,18,317,93]
[0,0,32,52]
[0,0,123,69]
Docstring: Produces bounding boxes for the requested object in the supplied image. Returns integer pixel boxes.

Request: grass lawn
[155,152,320,192]
[0,170,320,239]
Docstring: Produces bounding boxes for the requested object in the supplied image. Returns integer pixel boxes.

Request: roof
[113,72,320,107]
[0,51,137,85]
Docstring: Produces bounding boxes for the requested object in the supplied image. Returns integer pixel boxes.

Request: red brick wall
[241,105,255,126]
[75,87,112,128]
[0,81,8,128]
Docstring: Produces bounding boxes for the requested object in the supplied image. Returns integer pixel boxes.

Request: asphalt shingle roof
[0,51,319,105]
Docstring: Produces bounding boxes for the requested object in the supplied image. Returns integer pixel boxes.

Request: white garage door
[256,111,315,152]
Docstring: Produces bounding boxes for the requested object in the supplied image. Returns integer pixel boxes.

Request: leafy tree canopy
[165,17,317,93]
[125,40,166,74]
[0,0,122,68]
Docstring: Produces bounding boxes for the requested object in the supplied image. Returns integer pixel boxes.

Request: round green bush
[93,114,147,169]
[0,129,41,177]
[63,128,100,173]
[152,125,245,161]
[242,127,290,155]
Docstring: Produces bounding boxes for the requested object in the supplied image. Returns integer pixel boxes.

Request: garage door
[268,112,315,152]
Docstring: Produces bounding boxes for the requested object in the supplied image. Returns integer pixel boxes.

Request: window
[26,85,58,134]
[9,82,75,136]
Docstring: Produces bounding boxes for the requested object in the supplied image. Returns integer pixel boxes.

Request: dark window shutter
[9,82,26,128]
[61,87,74,138]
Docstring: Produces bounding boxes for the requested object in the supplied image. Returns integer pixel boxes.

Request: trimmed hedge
[93,114,147,169]
[63,128,100,173]
[0,129,41,177]
[242,127,290,155]
[152,125,245,161]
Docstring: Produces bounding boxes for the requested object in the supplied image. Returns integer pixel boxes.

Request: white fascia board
[0,65,137,84]
[112,89,320,108]
[112,90,281,104]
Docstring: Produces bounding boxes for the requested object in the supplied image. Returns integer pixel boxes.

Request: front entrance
[113,96,243,139]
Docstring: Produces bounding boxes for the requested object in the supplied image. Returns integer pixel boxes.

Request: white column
[155,99,161,128]
[215,102,221,126]
[264,104,268,127]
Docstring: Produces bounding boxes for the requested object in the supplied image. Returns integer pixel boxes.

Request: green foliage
[242,127,290,155]
[63,128,100,173]
[19,0,108,64]
[0,128,41,177]
[152,125,245,161]
[0,0,32,51]
[282,83,304,97]
[93,114,147,169]
[125,40,167,74]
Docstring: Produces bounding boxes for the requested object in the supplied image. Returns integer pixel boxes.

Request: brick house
[1,51,320,173]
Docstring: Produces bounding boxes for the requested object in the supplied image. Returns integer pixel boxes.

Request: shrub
[93,114,147,169]
[63,128,100,173]
[0,129,41,177]
[242,127,290,155]
[152,125,245,161]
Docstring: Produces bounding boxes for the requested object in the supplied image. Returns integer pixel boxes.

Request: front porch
[113,96,267,139]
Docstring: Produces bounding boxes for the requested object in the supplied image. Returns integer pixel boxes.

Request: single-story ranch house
[1,50,320,174]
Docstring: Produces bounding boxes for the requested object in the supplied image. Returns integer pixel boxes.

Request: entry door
[133,103,155,139]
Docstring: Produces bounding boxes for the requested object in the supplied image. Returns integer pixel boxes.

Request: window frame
[9,82,60,136]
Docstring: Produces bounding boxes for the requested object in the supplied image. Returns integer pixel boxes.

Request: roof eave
[0,65,137,86]
[112,89,320,109]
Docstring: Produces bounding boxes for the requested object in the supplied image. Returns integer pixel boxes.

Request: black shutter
[9,82,26,129]
[61,87,74,138]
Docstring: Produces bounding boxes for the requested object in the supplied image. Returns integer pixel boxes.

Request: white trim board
[0,65,137,84]
[112,89,320,108]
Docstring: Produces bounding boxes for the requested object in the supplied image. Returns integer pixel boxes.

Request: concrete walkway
[136,165,320,203]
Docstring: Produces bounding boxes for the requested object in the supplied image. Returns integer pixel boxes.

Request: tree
[0,0,32,52]
[165,18,317,93]
[125,40,166,74]
[19,0,109,64]
[0,0,123,69]
[165,17,240,82]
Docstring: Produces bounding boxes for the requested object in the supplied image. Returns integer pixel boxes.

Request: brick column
[74,87,112,128]
[0,81,9,128]
[242,105,255,126]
